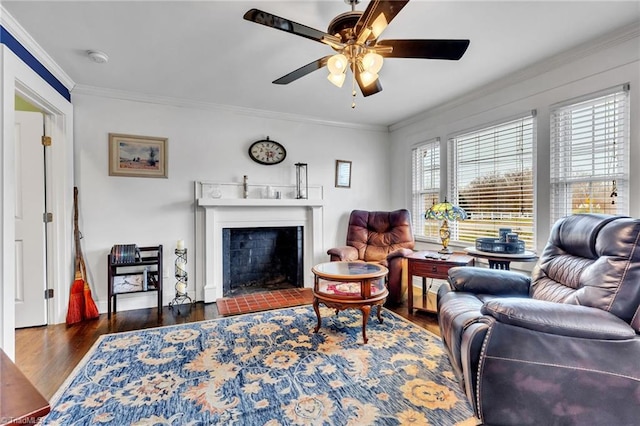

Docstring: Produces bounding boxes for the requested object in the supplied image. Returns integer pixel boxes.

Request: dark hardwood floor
[15,300,439,401]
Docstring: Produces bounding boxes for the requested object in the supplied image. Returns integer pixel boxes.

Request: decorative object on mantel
[108,133,168,178]
[169,240,193,312]
[295,162,308,199]
[335,159,352,188]
[196,181,324,201]
[425,199,467,254]
[243,175,249,198]
[248,136,286,165]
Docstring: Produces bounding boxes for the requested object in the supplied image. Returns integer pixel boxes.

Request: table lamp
[425,199,467,254]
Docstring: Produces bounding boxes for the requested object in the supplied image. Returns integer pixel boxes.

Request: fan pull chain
[351,67,357,109]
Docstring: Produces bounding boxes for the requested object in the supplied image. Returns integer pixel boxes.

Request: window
[412,138,440,239]
[449,113,536,248]
[550,85,629,223]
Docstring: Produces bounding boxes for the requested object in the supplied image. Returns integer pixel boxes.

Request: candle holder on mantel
[295,163,308,199]
[169,247,193,312]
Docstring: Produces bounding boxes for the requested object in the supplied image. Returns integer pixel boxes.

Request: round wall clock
[248,137,286,165]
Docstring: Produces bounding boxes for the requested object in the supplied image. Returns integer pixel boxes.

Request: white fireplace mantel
[194,181,324,303]
[198,198,324,208]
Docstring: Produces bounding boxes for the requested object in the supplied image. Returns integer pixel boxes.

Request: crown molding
[0,5,75,92]
[72,85,389,133]
[390,20,640,132]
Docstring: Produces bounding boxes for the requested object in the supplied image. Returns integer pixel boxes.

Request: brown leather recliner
[327,209,414,305]
[437,214,640,425]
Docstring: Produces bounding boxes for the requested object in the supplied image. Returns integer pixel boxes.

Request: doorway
[0,47,74,359]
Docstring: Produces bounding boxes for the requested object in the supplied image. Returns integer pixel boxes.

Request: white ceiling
[4,1,640,128]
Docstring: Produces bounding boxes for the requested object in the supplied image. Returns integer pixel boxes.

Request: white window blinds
[550,85,629,224]
[412,138,440,239]
[449,113,535,248]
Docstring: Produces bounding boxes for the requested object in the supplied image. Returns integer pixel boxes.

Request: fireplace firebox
[222,226,303,297]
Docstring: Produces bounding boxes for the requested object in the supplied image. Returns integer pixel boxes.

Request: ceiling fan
[243,0,470,105]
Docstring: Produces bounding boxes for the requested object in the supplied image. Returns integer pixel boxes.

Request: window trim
[447,111,537,249]
[411,137,441,241]
[549,84,630,224]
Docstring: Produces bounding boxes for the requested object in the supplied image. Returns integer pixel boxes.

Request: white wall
[73,93,392,312]
[389,25,640,262]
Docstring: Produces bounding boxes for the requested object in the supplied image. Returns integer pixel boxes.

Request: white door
[14,111,47,328]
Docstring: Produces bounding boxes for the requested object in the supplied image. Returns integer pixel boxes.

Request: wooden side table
[407,251,475,314]
[0,349,49,425]
[464,246,538,270]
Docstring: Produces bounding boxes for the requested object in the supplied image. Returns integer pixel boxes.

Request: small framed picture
[113,274,144,293]
[109,133,168,178]
[335,160,352,188]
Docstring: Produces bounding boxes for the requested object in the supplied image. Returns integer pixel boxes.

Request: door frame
[1,45,74,359]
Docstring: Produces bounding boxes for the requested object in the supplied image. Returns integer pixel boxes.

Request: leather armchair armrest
[482,298,636,340]
[327,246,358,261]
[387,248,414,261]
[448,266,530,296]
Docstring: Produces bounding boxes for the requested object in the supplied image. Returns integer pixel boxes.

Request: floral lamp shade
[425,200,467,253]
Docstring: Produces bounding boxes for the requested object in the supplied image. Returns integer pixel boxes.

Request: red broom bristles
[83,283,100,320]
[81,258,99,320]
[66,270,85,325]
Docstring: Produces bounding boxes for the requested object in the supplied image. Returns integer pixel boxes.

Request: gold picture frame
[335,159,352,188]
[109,133,168,178]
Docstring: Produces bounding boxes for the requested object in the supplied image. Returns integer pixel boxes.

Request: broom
[75,187,100,320]
[66,188,85,324]
[80,248,99,320]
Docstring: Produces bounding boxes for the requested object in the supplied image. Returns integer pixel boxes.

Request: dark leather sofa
[327,209,414,305]
[437,214,640,425]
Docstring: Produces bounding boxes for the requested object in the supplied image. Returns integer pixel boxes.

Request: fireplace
[195,181,324,303]
[222,226,303,296]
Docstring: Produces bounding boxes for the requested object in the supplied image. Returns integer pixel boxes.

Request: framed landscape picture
[109,133,168,178]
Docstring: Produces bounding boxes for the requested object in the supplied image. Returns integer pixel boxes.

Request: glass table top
[312,262,388,278]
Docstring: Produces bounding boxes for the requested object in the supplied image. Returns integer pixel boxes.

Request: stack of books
[110,244,140,264]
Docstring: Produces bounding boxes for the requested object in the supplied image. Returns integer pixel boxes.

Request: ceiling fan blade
[244,9,341,47]
[272,56,332,85]
[377,39,470,60]
[354,0,410,44]
[352,67,383,97]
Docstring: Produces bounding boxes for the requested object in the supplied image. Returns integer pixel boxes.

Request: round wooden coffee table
[311,262,388,344]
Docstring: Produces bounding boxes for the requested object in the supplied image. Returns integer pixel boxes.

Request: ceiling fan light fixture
[243,2,470,104]
[361,52,383,74]
[359,70,379,87]
[327,54,348,75]
[327,72,346,88]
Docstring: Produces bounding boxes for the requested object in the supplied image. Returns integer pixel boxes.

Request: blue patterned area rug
[44,306,477,425]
